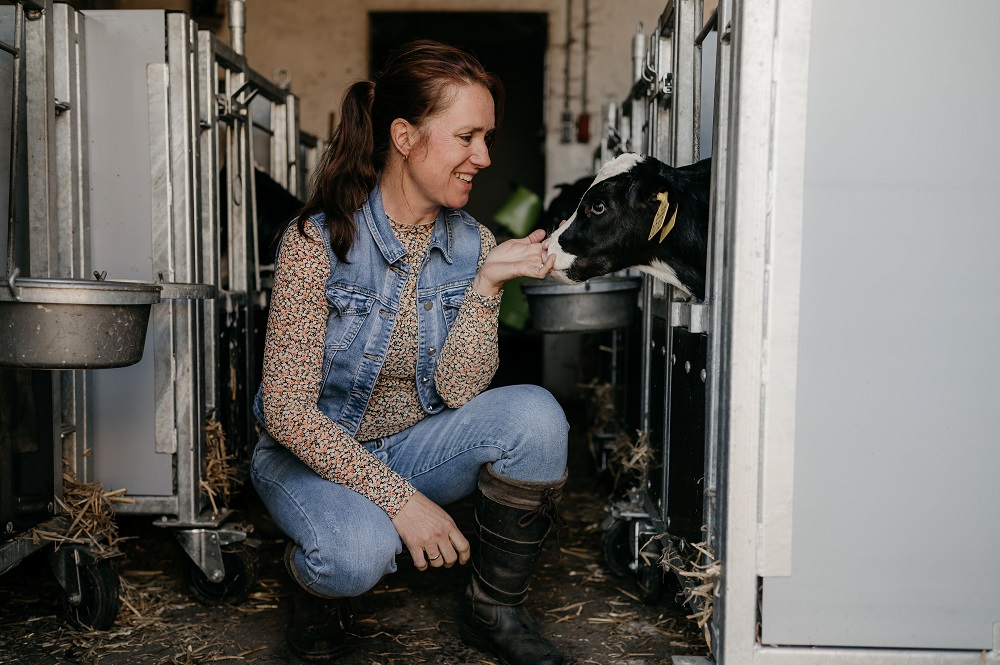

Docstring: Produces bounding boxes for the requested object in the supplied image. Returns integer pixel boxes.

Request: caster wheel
[635,558,663,604]
[184,543,258,605]
[636,539,664,604]
[602,518,633,578]
[63,556,121,630]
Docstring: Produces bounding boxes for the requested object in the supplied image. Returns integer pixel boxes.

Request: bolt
[685,361,691,373]
[5,522,13,534]
[701,369,707,382]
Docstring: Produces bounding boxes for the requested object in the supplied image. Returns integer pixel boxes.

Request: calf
[543,153,712,300]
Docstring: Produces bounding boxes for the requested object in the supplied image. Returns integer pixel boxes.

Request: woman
[250,40,569,665]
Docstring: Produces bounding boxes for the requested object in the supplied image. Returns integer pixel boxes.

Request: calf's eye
[587,201,606,215]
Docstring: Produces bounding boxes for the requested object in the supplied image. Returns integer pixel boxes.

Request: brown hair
[294,40,505,262]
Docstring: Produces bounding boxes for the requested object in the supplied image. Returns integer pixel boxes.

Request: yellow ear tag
[648,191,671,241]
[658,203,679,244]
[648,191,679,243]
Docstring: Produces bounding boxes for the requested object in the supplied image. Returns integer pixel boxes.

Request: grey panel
[84,10,171,495]
[761,0,1000,650]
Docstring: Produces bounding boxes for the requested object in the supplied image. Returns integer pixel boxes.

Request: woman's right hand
[391,490,470,571]
[472,228,556,297]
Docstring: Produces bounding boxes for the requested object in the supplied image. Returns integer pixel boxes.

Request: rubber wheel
[63,556,121,631]
[602,518,633,578]
[184,543,258,605]
[636,540,664,604]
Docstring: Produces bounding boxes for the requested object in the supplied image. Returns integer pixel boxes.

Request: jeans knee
[496,385,569,478]
[506,385,568,441]
[300,526,400,598]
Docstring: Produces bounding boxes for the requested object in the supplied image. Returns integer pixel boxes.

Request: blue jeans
[250,384,569,598]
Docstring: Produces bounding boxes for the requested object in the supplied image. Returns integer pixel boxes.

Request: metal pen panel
[166,14,207,523]
[22,0,55,278]
[147,62,177,458]
[84,10,170,495]
[51,4,91,483]
[197,29,220,416]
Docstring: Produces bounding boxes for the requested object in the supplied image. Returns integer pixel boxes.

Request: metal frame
[0,0,66,576]
[595,0,724,640]
[51,1,91,487]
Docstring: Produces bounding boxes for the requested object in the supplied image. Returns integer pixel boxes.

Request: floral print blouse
[259,217,501,518]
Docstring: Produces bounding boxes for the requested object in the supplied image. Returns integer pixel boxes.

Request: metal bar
[693,0,704,161]
[0,516,69,576]
[209,32,242,72]
[5,1,22,276]
[696,7,718,46]
[198,29,220,414]
[113,495,180,516]
[246,67,288,104]
[24,0,57,277]
[51,3,92,484]
[754,646,1000,665]
[701,1,733,655]
[167,12,206,524]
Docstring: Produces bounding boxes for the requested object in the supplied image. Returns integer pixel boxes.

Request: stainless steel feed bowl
[522,275,642,333]
[0,278,162,369]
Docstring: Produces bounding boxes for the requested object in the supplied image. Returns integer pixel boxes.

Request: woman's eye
[588,202,606,215]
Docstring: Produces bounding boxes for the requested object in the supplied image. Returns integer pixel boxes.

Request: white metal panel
[83,10,171,495]
[761,0,1000,650]
[754,0,812,578]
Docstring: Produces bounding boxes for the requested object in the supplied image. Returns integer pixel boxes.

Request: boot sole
[460,621,512,665]
[288,641,352,662]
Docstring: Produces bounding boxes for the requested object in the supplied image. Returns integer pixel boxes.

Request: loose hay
[201,417,242,514]
[31,462,134,554]
[607,429,653,489]
[660,536,720,653]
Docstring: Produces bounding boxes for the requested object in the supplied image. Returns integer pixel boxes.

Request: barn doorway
[369,12,547,231]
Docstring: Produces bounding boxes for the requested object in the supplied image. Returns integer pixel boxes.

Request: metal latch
[670,300,709,333]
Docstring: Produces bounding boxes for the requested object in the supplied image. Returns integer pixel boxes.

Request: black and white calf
[542,153,712,300]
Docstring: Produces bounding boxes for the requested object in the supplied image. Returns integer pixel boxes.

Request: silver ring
[427,553,440,561]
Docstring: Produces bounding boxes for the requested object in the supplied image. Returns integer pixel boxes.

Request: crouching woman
[250,39,568,665]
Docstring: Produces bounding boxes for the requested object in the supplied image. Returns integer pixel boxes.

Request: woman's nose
[471,140,491,169]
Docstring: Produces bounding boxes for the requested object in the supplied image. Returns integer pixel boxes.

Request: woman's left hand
[472,228,556,297]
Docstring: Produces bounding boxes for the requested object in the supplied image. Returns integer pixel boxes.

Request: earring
[403,153,408,162]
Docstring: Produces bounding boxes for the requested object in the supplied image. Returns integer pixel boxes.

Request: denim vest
[253,185,484,439]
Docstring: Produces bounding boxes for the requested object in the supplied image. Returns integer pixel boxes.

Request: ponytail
[296,81,378,262]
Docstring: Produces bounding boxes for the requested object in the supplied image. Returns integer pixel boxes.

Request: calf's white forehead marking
[590,152,643,188]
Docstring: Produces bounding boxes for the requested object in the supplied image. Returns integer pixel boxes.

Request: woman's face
[406,83,495,214]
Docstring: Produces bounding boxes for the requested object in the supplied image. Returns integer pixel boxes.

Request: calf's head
[543,153,711,300]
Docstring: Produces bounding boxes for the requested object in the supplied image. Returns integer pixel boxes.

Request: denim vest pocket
[325,286,376,352]
[440,282,470,328]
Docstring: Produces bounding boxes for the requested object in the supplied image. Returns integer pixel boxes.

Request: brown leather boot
[460,464,568,665]
[284,541,353,661]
